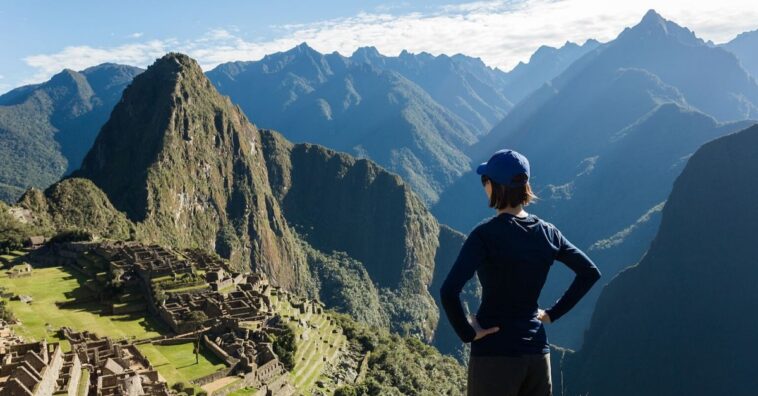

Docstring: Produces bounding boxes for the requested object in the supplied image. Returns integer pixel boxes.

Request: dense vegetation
[268,320,298,371]
[304,243,389,330]
[333,313,466,395]
[0,201,40,253]
[0,300,15,323]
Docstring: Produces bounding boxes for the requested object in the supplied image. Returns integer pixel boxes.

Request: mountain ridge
[564,122,758,395]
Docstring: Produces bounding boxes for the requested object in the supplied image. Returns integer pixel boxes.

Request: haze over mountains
[563,124,758,396]
[723,29,758,80]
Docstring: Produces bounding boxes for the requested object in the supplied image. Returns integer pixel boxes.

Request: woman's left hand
[537,309,552,324]
[468,315,500,341]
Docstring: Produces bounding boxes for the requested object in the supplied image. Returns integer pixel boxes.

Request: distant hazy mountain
[351,46,513,134]
[722,29,758,80]
[433,10,757,348]
[536,104,752,347]
[0,42,589,207]
[207,43,490,204]
[0,64,143,202]
[501,40,601,103]
[564,123,758,396]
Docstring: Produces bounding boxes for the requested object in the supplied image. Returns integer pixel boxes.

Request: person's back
[440,149,601,396]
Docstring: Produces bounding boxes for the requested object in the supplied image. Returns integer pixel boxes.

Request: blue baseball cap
[476,149,530,186]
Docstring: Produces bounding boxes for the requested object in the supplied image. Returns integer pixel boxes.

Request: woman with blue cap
[440,149,601,396]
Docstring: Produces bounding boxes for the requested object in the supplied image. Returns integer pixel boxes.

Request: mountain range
[207,44,497,205]
[0,64,142,202]
[723,29,758,80]
[0,41,588,208]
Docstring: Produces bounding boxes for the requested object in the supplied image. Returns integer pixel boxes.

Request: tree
[0,202,37,254]
[269,323,297,371]
[185,311,208,364]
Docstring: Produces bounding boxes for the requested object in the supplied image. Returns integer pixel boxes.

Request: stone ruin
[0,323,92,396]
[62,327,171,396]
[104,243,196,280]
[199,319,296,396]
[158,273,272,334]
[21,241,341,395]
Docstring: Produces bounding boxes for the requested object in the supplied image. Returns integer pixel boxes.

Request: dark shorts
[467,353,552,396]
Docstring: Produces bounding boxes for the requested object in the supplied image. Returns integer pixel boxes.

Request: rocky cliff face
[564,123,758,395]
[259,128,442,339]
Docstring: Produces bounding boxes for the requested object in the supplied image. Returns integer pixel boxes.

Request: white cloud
[22,40,173,85]
[129,32,144,39]
[16,0,758,87]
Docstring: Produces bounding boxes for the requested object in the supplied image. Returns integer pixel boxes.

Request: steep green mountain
[258,127,444,339]
[433,10,757,348]
[206,43,479,204]
[21,53,464,346]
[563,123,758,396]
[0,64,143,202]
[17,178,134,240]
[350,46,513,134]
[501,39,601,103]
[73,53,312,290]
[722,29,758,80]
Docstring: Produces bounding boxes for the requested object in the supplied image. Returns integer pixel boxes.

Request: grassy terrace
[137,342,226,389]
[0,261,228,392]
[0,255,347,395]
[0,264,165,344]
[227,386,258,395]
[271,295,346,395]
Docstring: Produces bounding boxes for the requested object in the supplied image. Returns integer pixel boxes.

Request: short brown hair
[481,173,537,209]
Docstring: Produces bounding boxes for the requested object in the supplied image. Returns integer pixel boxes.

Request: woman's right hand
[537,309,552,324]
[468,315,499,341]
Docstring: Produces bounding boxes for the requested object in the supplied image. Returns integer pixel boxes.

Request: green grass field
[227,386,258,396]
[0,265,165,343]
[137,342,226,388]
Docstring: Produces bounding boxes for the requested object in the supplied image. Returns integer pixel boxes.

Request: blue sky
[1,0,757,94]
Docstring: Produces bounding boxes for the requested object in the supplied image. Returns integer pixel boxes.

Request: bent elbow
[589,267,601,283]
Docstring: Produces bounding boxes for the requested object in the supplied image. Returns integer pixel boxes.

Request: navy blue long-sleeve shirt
[440,212,601,356]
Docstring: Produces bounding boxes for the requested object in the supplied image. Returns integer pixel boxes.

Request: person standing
[440,149,601,396]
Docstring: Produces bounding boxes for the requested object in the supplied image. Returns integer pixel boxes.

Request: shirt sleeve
[545,228,602,322]
[439,226,487,343]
